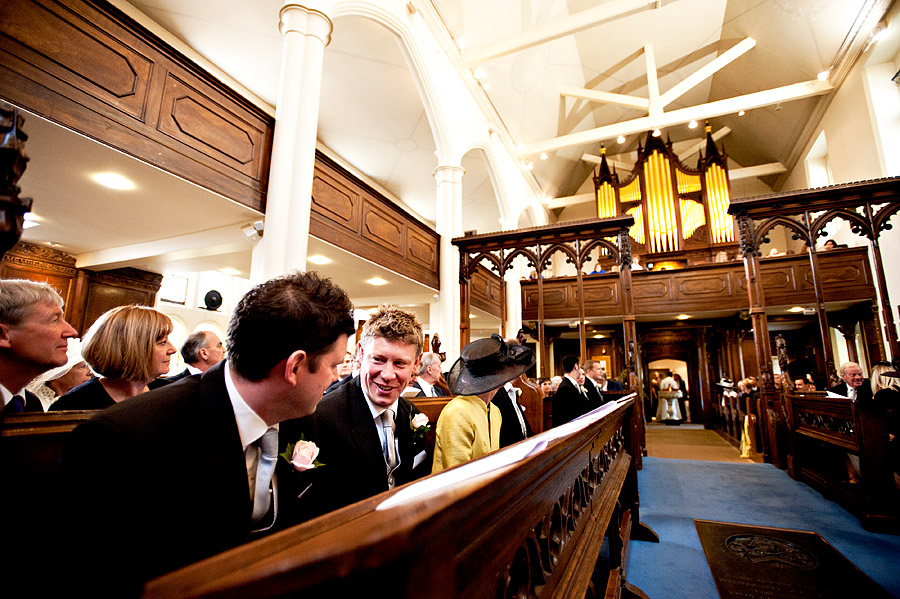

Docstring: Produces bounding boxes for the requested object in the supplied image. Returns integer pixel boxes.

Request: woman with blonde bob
[51,305,175,410]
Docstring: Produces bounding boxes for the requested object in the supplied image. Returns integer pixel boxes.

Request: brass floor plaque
[694,519,891,598]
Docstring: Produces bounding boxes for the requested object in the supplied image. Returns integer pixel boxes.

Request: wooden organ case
[593,126,737,268]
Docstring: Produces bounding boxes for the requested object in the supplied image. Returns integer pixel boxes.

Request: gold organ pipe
[627,205,645,244]
[596,183,617,218]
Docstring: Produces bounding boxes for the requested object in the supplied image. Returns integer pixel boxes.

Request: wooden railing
[144,396,656,599]
[784,391,898,531]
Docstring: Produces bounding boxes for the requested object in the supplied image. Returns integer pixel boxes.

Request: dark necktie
[7,395,26,414]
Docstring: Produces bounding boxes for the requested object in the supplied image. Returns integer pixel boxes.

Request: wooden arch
[453,216,635,374]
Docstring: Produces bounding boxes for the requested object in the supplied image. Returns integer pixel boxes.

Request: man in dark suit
[296,306,431,518]
[552,355,591,426]
[53,271,355,597]
[830,361,873,402]
[324,351,354,395]
[410,351,446,397]
[496,380,533,447]
[0,279,78,414]
[582,359,606,408]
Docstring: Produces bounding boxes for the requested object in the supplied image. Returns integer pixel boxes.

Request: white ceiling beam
[728,162,787,180]
[460,0,656,67]
[76,224,256,270]
[560,87,649,110]
[583,126,731,167]
[545,192,595,210]
[645,44,663,123]
[659,38,756,107]
[519,79,832,157]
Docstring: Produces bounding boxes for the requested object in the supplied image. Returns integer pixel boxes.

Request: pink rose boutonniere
[279,436,324,471]
[410,412,430,442]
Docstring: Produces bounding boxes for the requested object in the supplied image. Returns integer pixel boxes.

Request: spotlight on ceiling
[617,135,626,144]
[539,152,548,160]
[677,314,691,320]
[652,128,661,137]
[308,254,331,265]
[92,172,135,190]
[688,120,698,129]
[817,69,830,81]
[367,277,388,286]
[738,110,746,116]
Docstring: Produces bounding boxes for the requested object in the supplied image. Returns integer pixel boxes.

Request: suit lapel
[346,380,389,478]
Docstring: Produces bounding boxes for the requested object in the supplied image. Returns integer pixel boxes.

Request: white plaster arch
[325,1,455,166]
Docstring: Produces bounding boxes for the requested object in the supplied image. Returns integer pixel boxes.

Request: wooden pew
[784,390,899,531]
[144,396,657,599]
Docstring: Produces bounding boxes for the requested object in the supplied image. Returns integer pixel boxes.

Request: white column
[259,4,333,281]
[434,165,465,362]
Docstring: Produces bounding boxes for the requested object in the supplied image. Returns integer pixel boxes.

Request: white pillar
[260,4,333,281]
[434,165,465,362]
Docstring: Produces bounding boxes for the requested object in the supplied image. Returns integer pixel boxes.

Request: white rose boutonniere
[410,412,430,441]
[279,436,324,471]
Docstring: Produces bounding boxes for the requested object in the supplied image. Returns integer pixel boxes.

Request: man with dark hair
[324,351,354,394]
[0,279,78,414]
[295,305,431,517]
[55,271,355,597]
[552,355,591,426]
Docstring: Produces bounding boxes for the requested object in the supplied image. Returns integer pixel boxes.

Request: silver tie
[251,427,278,524]
[382,409,399,483]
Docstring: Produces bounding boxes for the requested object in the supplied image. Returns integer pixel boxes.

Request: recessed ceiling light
[738,110,746,116]
[469,314,477,318]
[677,314,691,320]
[219,268,241,276]
[539,152,548,160]
[617,135,626,144]
[652,128,661,137]
[91,172,135,190]
[817,69,830,81]
[788,306,805,313]
[688,120,698,129]
[593,334,604,339]
[455,36,468,50]
[308,254,331,265]
[367,277,388,286]
[472,67,487,81]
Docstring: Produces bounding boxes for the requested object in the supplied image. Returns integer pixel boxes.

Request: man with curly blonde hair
[291,305,431,517]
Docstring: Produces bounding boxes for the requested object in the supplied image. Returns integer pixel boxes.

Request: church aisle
[626,458,900,598]
[644,422,761,463]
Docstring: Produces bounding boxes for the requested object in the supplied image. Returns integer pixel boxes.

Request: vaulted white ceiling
[16,0,899,328]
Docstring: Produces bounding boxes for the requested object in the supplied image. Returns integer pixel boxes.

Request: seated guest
[433,335,534,471]
[538,376,552,397]
[871,363,900,488]
[580,361,603,408]
[552,355,591,426]
[550,375,562,394]
[830,361,872,402]
[0,279,78,414]
[495,369,534,448]
[0,279,79,598]
[589,263,606,275]
[324,350,354,394]
[50,305,176,410]
[26,337,92,410]
[54,271,355,597]
[411,351,447,397]
[599,372,624,391]
[149,329,226,388]
[294,306,431,518]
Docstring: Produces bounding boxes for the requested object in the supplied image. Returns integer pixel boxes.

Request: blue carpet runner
[626,457,900,598]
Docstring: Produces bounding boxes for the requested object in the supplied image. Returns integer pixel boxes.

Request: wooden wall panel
[0,242,77,309]
[470,265,501,317]
[521,249,876,320]
[311,152,440,290]
[0,0,273,212]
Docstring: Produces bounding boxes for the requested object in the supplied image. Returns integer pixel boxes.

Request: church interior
[2,0,900,597]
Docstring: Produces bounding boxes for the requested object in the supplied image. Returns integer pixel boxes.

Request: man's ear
[198,347,209,361]
[0,324,13,350]
[283,349,308,385]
